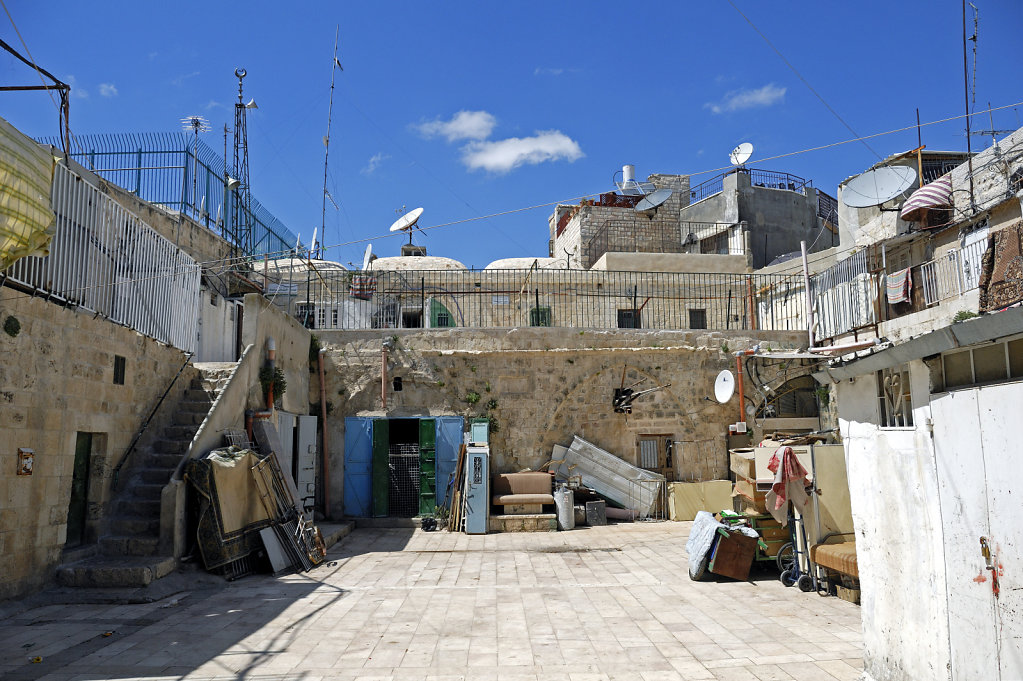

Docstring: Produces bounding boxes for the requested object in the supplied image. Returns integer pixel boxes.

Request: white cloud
[361,152,390,175]
[99,83,118,97]
[415,110,496,142]
[705,83,786,114]
[65,75,88,99]
[461,131,584,174]
[205,100,224,110]
[171,71,201,87]
[534,67,564,76]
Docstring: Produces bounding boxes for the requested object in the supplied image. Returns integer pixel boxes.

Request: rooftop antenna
[181,115,211,224]
[361,243,375,270]
[321,26,342,262]
[389,206,425,246]
[232,68,257,255]
[961,0,976,210]
[729,142,754,168]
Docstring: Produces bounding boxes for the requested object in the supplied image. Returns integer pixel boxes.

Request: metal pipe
[318,348,331,517]
[381,343,388,409]
[801,240,816,348]
[807,338,881,354]
[735,354,745,425]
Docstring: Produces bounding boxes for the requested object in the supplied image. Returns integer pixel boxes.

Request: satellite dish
[361,244,374,270]
[389,206,424,232]
[729,142,754,166]
[843,166,917,208]
[634,188,673,213]
[714,370,736,404]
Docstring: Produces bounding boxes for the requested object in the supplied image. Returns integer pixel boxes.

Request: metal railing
[37,132,299,257]
[749,169,808,193]
[280,268,807,332]
[2,162,201,352]
[689,175,725,203]
[918,240,987,306]
[582,218,684,268]
[817,190,838,224]
[679,221,746,255]
[810,249,878,340]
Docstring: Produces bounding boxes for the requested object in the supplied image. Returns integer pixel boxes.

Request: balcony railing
[281,268,807,333]
[2,162,201,352]
[918,240,987,306]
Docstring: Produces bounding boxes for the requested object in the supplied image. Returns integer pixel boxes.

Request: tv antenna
[321,26,342,262]
[729,142,754,168]
[181,115,211,222]
[389,206,425,245]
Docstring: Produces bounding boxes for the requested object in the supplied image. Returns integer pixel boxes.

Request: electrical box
[470,418,489,446]
[463,446,490,534]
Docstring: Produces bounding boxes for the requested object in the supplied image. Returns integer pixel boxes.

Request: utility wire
[725,0,881,160]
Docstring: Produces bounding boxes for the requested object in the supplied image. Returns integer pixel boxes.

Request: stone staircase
[57,363,236,588]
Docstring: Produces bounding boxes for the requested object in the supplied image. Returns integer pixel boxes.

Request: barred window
[877,365,913,428]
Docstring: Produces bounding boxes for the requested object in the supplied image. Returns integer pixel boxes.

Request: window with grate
[530,307,552,327]
[113,355,126,385]
[877,364,914,427]
[688,309,707,329]
[617,308,641,329]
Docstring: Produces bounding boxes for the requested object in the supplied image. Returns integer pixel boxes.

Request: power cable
[725,0,882,159]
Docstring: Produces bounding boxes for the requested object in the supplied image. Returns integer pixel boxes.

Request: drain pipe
[733,346,758,425]
[318,348,331,516]
[381,337,393,409]
[801,240,816,349]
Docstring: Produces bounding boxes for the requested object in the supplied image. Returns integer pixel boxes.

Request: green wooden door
[418,418,436,516]
[67,433,92,546]
[371,419,389,517]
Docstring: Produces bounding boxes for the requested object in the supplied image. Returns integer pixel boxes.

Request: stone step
[174,410,206,426]
[180,394,213,411]
[56,555,176,588]
[108,516,160,536]
[114,498,161,517]
[154,441,188,456]
[136,467,174,484]
[124,482,165,502]
[100,534,161,557]
[182,388,215,404]
[163,424,199,441]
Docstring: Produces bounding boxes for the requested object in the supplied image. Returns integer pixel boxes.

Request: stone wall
[316,327,805,519]
[0,292,190,600]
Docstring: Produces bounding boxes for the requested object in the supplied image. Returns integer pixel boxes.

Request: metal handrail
[112,352,194,489]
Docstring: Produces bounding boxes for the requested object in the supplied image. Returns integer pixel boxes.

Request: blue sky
[3,1,1022,269]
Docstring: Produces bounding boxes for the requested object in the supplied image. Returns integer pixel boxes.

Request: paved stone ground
[0,523,863,681]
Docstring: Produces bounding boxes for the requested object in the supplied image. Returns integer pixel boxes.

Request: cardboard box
[728,449,756,480]
[732,478,768,513]
[667,480,735,521]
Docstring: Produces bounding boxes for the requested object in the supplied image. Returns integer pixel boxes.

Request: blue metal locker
[463,446,490,534]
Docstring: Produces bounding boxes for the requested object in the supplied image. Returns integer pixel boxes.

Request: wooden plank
[709,531,758,580]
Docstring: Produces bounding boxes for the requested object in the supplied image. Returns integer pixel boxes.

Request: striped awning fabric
[900,174,953,224]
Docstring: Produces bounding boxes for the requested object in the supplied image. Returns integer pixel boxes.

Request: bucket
[554,485,575,530]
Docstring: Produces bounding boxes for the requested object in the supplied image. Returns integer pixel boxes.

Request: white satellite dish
[634,188,673,213]
[361,243,374,270]
[388,206,424,232]
[729,142,754,166]
[714,370,736,404]
[843,166,917,208]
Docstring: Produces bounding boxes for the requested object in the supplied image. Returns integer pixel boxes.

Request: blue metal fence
[37,132,299,257]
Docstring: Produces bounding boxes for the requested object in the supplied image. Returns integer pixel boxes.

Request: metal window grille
[388,443,421,518]
[639,439,659,469]
[877,365,914,428]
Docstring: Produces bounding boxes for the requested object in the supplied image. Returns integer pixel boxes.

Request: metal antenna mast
[232,68,256,255]
[321,26,341,261]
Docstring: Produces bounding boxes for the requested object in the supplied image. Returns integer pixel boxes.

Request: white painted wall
[196,291,239,362]
[836,362,952,681]
[836,360,1023,680]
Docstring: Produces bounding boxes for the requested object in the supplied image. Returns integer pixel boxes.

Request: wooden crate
[732,478,768,513]
[709,530,758,581]
[728,449,756,480]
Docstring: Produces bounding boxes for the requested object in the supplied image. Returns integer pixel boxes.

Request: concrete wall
[591,252,748,274]
[316,327,806,519]
[835,361,951,681]
[0,293,190,600]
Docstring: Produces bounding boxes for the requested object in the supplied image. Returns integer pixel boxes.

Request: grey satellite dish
[843,166,917,208]
[714,370,736,404]
[389,206,424,232]
[361,244,374,270]
[634,188,673,213]
[729,142,754,167]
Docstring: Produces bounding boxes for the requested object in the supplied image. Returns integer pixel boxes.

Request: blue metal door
[435,416,463,508]
[343,417,374,517]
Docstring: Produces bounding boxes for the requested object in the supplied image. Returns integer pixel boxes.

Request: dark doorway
[387,419,421,517]
[67,433,92,546]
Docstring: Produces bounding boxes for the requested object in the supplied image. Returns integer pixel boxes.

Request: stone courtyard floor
[0,522,863,681]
